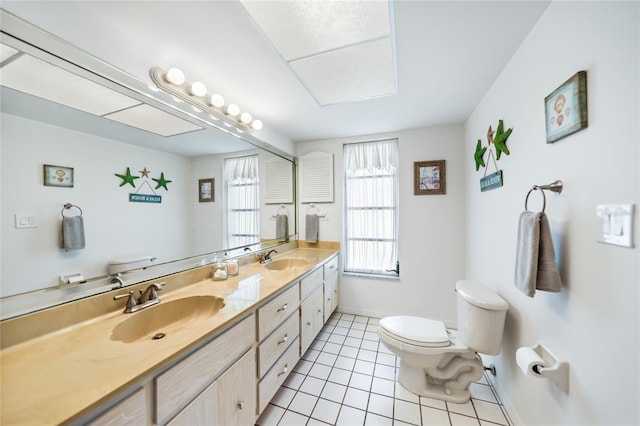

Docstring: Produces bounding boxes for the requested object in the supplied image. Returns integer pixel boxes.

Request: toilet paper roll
[516,347,548,377]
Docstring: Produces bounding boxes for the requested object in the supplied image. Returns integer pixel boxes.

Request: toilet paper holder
[520,341,569,393]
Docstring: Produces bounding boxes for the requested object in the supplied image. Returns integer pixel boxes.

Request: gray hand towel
[305,213,319,243]
[276,214,288,240]
[514,211,562,297]
[61,215,85,251]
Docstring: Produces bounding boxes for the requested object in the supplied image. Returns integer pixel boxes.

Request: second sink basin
[111,295,225,343]
[264,258,309,271]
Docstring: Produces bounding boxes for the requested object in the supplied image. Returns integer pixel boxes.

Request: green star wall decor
[493,119,513,160]
[473,140,487,171]
[152,172,172,190]
[115,167,139,188]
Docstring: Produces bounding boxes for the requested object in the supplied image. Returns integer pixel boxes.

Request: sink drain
[152,332,166,340]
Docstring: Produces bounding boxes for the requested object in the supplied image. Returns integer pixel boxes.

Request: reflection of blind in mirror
[300,152,334,203]
[265,158,293,203]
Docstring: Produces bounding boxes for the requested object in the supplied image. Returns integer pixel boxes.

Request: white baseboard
[486,373,523,426]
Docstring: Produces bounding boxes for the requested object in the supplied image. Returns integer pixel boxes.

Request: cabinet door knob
[306,321,311,326]
[317,309,322,313]
[277,334,289,345]
[237,402,245,410]
[277,303,288,312]
[277,364,289,377]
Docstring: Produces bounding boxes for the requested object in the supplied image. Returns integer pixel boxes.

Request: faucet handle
[114,291,137,309]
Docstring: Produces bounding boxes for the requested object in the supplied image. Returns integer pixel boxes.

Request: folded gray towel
[276,214,288,240]
[305,213,319,243]
[61,215,85,251]
[515,211,562,297]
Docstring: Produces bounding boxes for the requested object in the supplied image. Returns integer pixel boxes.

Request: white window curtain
[343,139,399,276]
[223,155,260,248]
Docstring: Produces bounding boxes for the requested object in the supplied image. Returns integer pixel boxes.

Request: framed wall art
[414,160,446,195]
[198,178,214,202]
[545,71,588,143]
[43,164,74,187]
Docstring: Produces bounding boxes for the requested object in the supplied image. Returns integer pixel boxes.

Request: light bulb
[189,81,207,97]
[251,119,263,130]
[240,112,253,124]
[225,103,240,117]
[209,94,225,108]
[165,67,185,85]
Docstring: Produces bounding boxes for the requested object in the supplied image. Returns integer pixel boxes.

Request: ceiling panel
[104,104,203,137]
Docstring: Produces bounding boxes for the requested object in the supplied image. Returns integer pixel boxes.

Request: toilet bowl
[378,280,508,403]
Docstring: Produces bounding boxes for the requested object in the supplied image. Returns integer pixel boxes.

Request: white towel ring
[61,203,83,217]
[524,187,547,213]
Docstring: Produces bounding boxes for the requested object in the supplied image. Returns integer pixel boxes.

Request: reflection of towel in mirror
[514,211,562,297]
[61,216,85,251]
[276,214,288,240]
[305,214,319,243]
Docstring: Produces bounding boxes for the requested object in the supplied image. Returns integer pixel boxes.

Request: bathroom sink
[264,258,309,271]
[111,295,225,343]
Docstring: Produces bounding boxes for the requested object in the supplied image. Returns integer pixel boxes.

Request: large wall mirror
[0,11,297,319]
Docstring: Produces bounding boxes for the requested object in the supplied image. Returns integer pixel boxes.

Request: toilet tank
[455,280,509,355]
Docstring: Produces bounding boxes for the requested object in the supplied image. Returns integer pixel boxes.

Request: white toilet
[378,280,509,403]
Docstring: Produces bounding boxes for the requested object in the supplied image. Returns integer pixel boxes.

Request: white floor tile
[366,324,379,332]
[328,333,347,345]
[354,315,369,323]
[310,339,326,351]
[321,324,335,334]
[374,364,396,380]
[345,336,363,347]
[447,400,476,417]
[470,383,497,403]
[337,405,366,426]
[311,398,341,424]
[338,319,353,328]
[421,406,451,426]
[360,339,379,351]
[394,399,421,425]
[334,355,356,370]
[376,352,396,367]
[309,363,332,380]
[378,343,393,354]
[293,359,313,375]
[357,349,378,363]
[302,349,320,362]
[450,412,480,426]
[368,318,381,325]
[395,383,419,403]
[420,396,447,411]
[367,393,394,418]
[327,318,339,326]
[271,386,296,408]
[339,345,360,359]
[348,329,365,339]
[278,410,309,425]
[316,332,330,342]
[323,342,343,355]
[353,359,375,375]
[307,418,330,426]
[364,331,380,341]
[341,314,356,321]
[350,372,373,391]
[365,412,393,426]
[282,372,305,390]
[256,404,285,426]
[288,392,318,417]
[316,352,338,367]
[328,367,352,386]
[343,387,370,410]
[333,326,349,336]
[351,321,367,330]
[394,420,415,426]
[320,381,347,403]
[473,400,508,425]
[300,376,326,396]
[371,377,395,397]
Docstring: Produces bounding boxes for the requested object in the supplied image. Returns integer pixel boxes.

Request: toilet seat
[379,316,450,348]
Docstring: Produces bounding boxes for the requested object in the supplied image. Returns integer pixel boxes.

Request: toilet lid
[379,316,450,347]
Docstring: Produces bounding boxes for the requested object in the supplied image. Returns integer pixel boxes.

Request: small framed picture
[414,160,446,195]
[43,164,74,188]
[545,71,588,143]
[198,178,214,202]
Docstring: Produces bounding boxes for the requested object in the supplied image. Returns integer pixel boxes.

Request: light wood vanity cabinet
[324,255,340,322]
[88,387,148,426]
[300,285,324,355]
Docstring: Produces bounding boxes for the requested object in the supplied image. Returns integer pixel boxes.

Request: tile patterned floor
[256,313,512,426]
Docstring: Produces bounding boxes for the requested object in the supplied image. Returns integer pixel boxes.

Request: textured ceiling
[1,1,550,144]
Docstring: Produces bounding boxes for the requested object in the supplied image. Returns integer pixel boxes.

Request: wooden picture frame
[414,160,446,195]
[43,164,74,187]
[198,178,214,202]
[545,71,588,143]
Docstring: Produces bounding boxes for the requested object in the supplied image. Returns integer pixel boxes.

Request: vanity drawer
[300,267,323,300]
[324,255,339,279]
[155,314,255,424]
[258,284,299,341]
[258,312,299,378]
[258,336,300,412]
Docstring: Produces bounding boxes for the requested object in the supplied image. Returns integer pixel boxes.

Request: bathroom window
[343,139,399,277]
[223,155,260,248]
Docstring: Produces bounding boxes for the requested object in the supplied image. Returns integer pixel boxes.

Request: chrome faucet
[258,249,278,264]
[114,282,165,313]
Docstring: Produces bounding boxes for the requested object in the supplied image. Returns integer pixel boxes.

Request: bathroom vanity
[0,245,339,425]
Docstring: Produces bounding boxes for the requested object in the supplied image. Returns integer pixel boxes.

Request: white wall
[464,2,639,425]
[297,125,467,323]
[1,113,191,296]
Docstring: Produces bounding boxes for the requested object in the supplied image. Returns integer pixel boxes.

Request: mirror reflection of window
[224,155,260,248]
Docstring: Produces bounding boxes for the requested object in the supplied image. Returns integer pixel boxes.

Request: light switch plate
[596,204,634,248]
[15,213,38,229]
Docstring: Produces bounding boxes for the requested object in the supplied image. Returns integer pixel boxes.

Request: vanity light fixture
[150,66,263,132]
